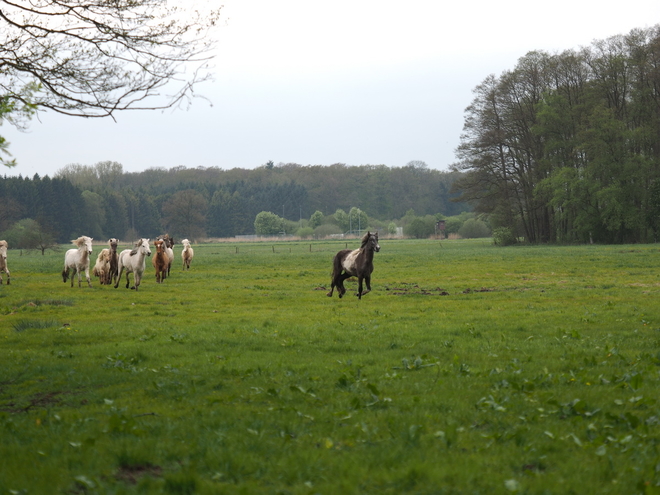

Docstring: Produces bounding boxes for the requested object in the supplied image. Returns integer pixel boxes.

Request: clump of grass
[13,319,60,332]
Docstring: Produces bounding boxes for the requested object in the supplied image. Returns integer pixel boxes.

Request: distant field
[1,238,660,494]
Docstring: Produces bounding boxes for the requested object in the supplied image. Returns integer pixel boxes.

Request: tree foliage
[2,218,56,254]
[453,25,660,244]
[254,211,283,236]
[0,0,220,166]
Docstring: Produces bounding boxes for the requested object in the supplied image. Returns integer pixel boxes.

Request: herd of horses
[0,231,381,298]
[59,234,194,291]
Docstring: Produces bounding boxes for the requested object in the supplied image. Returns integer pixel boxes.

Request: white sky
[3,0,660,178]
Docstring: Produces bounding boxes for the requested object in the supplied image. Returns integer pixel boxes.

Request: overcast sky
[3,0,660,178]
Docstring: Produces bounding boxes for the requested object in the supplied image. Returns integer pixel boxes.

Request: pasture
[1,238,659,494]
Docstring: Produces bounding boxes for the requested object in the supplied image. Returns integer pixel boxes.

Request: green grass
[1,238,660,494]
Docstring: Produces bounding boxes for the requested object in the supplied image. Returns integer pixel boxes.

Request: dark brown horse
[327,231,380,300]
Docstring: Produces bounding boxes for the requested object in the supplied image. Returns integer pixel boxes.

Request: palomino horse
[181,239,194,270]
[92,248,111,284]
[327,231,380,300]
[0,240,10,285]
[152,239,169,283]
[93,238,120,285]
[115,238,151,290]
[62,236,94,288]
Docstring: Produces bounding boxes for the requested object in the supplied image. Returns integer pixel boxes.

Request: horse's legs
[85,267,92,288]
[114,267,123,288]
[337,272,351,298]
[362,275,372,296]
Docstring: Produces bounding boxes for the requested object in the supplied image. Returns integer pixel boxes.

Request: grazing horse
[152,239,169,283]
[62,236,94,288]
[181,239,194,270]
[327,231,380,300]
[106,238,119,286]
[115,238,151,290]
[0,240,10,285]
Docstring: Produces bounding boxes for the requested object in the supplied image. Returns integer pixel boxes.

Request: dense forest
[454,25,660,244]
[0,161,468,243]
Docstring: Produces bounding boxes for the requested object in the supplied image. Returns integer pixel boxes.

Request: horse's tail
[330,252,343,281]
[62,268,68,283]
[327,250,349,297]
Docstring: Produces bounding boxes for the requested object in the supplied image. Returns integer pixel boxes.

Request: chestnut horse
[152,239,169,283]
[327,231,380,300]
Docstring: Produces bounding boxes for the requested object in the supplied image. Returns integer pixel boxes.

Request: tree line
[454,25,660,244]
[1,161,468,244]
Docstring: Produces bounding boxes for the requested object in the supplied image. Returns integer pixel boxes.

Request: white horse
[115,238,151,290]
[62,236,94,288]
[181,239,194,270]
[0,240,10,285]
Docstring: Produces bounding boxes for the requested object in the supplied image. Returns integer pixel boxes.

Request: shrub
[492,227,518,246]
[458,219,491,239]
[296,227,314,238]
[314,224,343,238]
[405,217,435,239]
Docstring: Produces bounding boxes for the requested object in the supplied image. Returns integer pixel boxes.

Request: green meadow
[1,238,660,494]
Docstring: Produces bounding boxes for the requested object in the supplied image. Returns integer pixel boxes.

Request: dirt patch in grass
[384,282,498,295]
[0,390,71,413]
[115,464,163,484]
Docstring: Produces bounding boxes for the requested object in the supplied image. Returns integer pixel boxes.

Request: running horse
[327,231,380,300]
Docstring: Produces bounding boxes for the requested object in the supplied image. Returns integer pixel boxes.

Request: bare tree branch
[0,0,221,119]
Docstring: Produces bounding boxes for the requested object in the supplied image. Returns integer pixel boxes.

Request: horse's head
[371,232,380,252]
[0,240,7,258]
[142,238,152,257]
[83,236,93,255]
[361,231,380,252]
[154,239,164,253]
[108,238,118,248]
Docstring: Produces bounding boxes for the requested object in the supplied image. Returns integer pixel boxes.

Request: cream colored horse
[0,240,10,285]
[181,239,194,270]
[62,236,94,288]
[115,238,151,290]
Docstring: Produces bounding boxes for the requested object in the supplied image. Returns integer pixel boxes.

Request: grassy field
[1,238,660,494]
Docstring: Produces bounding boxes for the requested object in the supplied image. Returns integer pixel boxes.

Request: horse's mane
[360,231,375,249]
[71,236,92,248]
[129,239,142,256]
